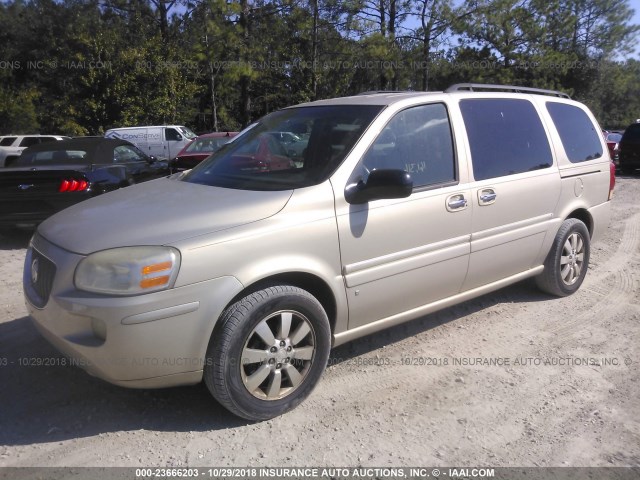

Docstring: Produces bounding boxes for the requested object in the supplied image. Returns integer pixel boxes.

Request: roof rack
[357,90,410,96]
[445,83,570,99]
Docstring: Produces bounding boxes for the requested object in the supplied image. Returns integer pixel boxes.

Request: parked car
[0,137,168,229]
[105,125,196,161]
[0,134,70,167]
[25,84,613,421]
[618,122,640,174]
[602,131,622,164]
[266,131,309,160]
[228,132,295,171]
[170,132,238,171]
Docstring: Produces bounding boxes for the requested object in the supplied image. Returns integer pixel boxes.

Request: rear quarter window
[460,98,553,181]
[546,102,603,162]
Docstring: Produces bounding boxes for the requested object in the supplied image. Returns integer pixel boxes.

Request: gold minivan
[25,84,615,420]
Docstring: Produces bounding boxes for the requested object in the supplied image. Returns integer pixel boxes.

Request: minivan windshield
[182,105,383,191]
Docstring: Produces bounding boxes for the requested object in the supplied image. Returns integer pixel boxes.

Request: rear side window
[0,137,16,146]
[15,150,87,165]
[19,137,42,147]
[460,99,553,181]
[360,103,456,188]
[546,102,602,162]
[623,124,640,141]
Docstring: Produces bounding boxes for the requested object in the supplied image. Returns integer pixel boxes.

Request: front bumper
[24,233,244,388]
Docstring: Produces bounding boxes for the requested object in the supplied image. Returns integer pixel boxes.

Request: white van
[104,125,196,160]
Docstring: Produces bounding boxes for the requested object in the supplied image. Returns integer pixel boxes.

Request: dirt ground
[0,177,639,469]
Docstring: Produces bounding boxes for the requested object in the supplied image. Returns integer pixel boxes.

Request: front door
[335,102,472,329]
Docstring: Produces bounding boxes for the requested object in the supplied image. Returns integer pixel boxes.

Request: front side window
[546,102,603,163]
[460,98,553,181]
[0,137,17,146]
[165,128,182,141]
[183,105,383,191]
[358,103,456,188]
[114,145,146,163]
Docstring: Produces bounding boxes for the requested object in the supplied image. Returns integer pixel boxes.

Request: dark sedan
[0,137,169,228]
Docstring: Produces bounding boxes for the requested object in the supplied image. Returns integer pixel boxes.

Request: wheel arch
[565,208,594,238]
[216,272,339,337]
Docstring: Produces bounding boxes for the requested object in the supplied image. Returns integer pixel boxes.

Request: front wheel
[536,219,590,297]
[204,285,331,421]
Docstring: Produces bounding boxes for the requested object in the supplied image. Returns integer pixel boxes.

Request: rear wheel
[204,285,331,420]
[536,219,590,297]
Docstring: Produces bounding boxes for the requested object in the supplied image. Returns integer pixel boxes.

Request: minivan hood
[38,177,293,255]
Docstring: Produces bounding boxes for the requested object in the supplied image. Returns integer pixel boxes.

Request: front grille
[28,248,56,308]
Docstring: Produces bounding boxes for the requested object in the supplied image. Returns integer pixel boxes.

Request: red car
[230,133,295,171]
[170,132,238,171]
[602,131,622,164]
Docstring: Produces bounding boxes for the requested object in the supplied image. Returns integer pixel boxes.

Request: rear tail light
[59,178,89,192]
[608,161,615,200]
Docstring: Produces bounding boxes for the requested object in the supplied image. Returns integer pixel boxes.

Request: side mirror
[344,169,413,204]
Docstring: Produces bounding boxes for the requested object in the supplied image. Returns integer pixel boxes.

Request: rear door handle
[446,194,468,212]
[478,188,497,206]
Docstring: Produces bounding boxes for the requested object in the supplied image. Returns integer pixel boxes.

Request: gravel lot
[0,177,639,469]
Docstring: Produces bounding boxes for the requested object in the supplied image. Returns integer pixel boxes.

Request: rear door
[335,102,472,329]
[457,97,561,291]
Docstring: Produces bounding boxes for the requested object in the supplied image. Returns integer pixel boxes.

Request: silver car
[25,84,614,420]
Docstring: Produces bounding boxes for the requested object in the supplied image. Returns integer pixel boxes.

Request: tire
[204,285,331,421]
[536,219,590,297]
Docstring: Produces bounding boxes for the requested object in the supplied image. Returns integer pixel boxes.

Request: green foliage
[0,0,638,134]
[0,87,40,134]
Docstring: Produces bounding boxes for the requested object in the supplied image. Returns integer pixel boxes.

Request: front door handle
[478,188,497,206]
[446,194,468,212]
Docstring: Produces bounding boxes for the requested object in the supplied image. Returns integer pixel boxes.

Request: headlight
[75,246,181,295]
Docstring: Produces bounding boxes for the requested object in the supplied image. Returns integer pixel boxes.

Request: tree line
[0,0,639,135]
